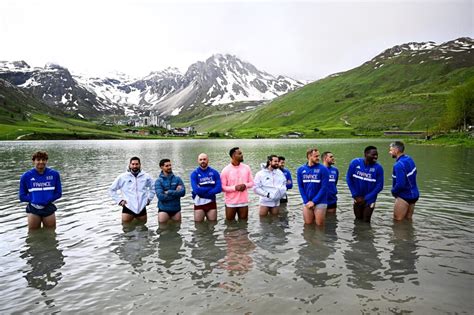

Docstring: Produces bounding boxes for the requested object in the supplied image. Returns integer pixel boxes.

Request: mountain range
[0,54,304,119]
[0,37,473,140]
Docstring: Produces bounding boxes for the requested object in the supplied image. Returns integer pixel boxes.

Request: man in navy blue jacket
[346,146,384,223]
[155,159,185,224]
[389,141,419,221]
[322,151,339,214]
[297,148,329,226]
[190,153,222,222]
[278,156,293,204]
[19,151,62,230]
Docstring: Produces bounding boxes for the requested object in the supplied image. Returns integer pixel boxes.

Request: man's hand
[305,201,315,209]
[354,196,364,204]
[235,184,246,192]
[176,185,183,191]
[119,200,127,206]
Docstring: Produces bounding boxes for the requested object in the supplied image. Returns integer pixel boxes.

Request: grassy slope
[182,54,474,138]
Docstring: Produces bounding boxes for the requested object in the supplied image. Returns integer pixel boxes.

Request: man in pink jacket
[221,147,254,221]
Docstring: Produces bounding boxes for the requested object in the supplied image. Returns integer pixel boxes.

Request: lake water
[0,139,473,314]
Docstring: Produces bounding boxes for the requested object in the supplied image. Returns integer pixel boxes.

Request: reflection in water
[20,230,65,291]
[112,223,156,273]
[254,213,290,276]
[344,222,383,290]
[157,224,184,269]
[189,221,226,287]
[386,222,419,285]
[295,222,340,287]
[219,222,256,276]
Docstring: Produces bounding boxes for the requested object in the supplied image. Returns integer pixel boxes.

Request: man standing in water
[253,155,287,216]
[19,151,62,230]
[346,146,384,223]
[278,156,293,204]
[389,141,419,221]
[109,156,155,223]
[221,147,254,221]
[322,151,339,214]
[155,159,186,223]
[190,153,222,222]
[297,148,329,226]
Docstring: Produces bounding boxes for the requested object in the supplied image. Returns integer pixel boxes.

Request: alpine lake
[0,139,472,314]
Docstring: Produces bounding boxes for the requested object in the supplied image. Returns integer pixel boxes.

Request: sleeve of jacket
[220,168,236,193]
[346,160,358,198]
[253,172,267,197]
[190,171,211,197]
[19,173,31,203]
[391,163,406,195]
[168,176,186,198]
[207,171,222,196]
[51,172,62,202]
[275,172,288,200]
[155,178,172,201]
[297,166,309,204]
[365,165,384,202]
[286,170,293,190]
[109,175,124,204]
[146,175,156,202]
[312,167,328,204]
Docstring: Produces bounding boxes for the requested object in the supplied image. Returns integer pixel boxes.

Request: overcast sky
[1,0,472,80]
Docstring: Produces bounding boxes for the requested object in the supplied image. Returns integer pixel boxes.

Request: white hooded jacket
[109,170,155,214]
[253,164,287,207]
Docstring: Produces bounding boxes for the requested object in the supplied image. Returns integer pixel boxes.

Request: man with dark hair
[322,151,339,213]
[253,155,287,216]
[109,156,155,223]
[155,158,185,223]
[346,146,384,223]
[297,148,329,226]
[221,147,254,221]
[278,156,293,204]
[19,151,62,230]
[190,153,222,222]
[389,141,419,221]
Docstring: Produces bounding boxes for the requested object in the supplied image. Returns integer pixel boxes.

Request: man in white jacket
[109,157,155,223]
[253,155,287,216]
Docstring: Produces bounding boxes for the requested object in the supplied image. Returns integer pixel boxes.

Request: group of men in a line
[19,142,419,230]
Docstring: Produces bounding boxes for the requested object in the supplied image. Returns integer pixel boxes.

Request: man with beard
[155,159,186,224]
[253,155,287,216]
[109,156,155,223]
[221,147,254,221]
[389,141,419,221]
[346,146,384,223]
[297,148,329,226]
[19,151,62,230]
[322,151,339,214]
[190,153,222,222]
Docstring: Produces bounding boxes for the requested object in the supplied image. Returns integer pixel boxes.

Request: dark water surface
[0,139,473,314]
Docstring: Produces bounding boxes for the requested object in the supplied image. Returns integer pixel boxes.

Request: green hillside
[180,44,474,138]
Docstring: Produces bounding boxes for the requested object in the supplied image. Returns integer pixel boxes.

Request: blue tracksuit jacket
[19,167,62,206]
[346,158,384,205]
[391,155,419,200]
[297,163,329,205]
[190,166,222,201]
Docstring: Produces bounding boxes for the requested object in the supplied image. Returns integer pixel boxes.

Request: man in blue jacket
[278,156,293,204]
[297,148,329,226]
[190,153,222,222]
[389,141,419,221]
[19,151,62,230]
[155,158,186,224]
[322,151,339,214]
[346,146,384,223]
